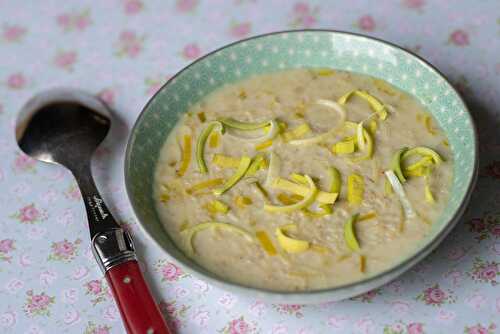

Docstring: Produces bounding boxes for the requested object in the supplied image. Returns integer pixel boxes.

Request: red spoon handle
[105,260,172,334]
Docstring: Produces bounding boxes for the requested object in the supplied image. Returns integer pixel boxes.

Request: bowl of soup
[125,30,478,303]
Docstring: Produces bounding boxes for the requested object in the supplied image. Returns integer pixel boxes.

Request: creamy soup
[154,69,453,291]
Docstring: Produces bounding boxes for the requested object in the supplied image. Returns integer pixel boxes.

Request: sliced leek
[271,177,338,204]
[256,231,277,256]
[204,200,229,214]
[276,224,310,253]
[401,146,443,165]
[384,170,416,219]
[234,195,253,208]
[196,121,224,174]
[289,99,346,146]
[344,214,361,251]
[391,147,408,183]
[186,178,224,194]
[245,154,266,176]
[328,166,342,194]
[265,152,281,187]
[333,139,356,154]
[221,118,280,143]
[183,222,254,254]
[344,121,374,161]
[213,156,252,196]
[177,135,192,177]
[347,173,364,205]
[338,90,388,120]
[255,139,274,151]
[265,175,318,213]
[358,211,377,222]
[282,123,311,142]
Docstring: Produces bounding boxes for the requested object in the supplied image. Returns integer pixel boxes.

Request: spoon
[16,88,171,334]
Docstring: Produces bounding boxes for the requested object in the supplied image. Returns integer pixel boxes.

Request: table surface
[1,1,499,333]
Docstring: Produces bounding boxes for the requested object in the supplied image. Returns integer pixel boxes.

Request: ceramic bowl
[124,30,478,304]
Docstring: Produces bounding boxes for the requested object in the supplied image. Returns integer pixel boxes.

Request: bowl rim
[124,29,479,299]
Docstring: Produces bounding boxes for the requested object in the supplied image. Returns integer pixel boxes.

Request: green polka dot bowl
[124,30,478,304]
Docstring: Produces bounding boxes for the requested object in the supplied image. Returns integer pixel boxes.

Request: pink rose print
[466,214,499,242]
[449,29,469,46]
[102,305,119,322]
[402,0,425,9]
[115,30,145,58]
[12,203,47,224]
[48,239,81,262]
[6,73,26,90]
[220,316,256,334]
[97,88,116,106]
[466,293,487,310]
[124,0,143,14]
[5,278,24,294]
[0,311,16,328]
[39,270,58,287]
[2,24,26,42]
[327,315,348,329]
[356,317,375,334]
[273,304,303,318]
[192,309,210,327]
[218,293,237,309]
[182,43,201,60]
[358,15,376,32]
[23,290,55,317]
[416,284,455,306]
[84,279,110,305]
[158,300,189,330]
[155,260,187,282]
[0,239,15,262]
[229,22,252,38]
[350,288,380,303]
[447,246,467,260]
[290,2,319,28]
[57,9,91,31]
[53,50,77,71]
[176,0,198,12]
[83,321,111,334]
[467,257,498,286]
[464,323,496,334]
[407,322,424,334]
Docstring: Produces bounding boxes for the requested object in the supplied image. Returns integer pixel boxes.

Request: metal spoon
[16,88,171,334]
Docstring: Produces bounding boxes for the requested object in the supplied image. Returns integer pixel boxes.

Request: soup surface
[154,69,453,291]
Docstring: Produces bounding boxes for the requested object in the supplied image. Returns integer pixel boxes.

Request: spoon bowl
[16,88,111,168]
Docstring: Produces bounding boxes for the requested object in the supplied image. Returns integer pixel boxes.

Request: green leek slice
[255,139,274,151]
[328,166,342,194]
[423,114,437,135]
[218,118,270,130]
[256,231,277,256]
[404,156,433,172]
[289,99,346,146]
[186,178,224,194]
[276,224,310,253]
[304,204,333,217]
[196,121,224,174]
[282,123,311,142]
[384,170,416,219]
[344,121,374,161]
[347,173,364,205]
[391,147,408,183]
[204,200,229,214]
[208,131,220,148]
[271,177,338,204]
[265,152,281,187]
[213,156,252,196]
[401,146,443,165]
[333,139,356,154]
[246,153,266,176]
[220,118,279,143]
[177,135,192,177]
[183,222,254,254]
[344,214,361,251]
[338,90,388,120]
[265,175,318,213]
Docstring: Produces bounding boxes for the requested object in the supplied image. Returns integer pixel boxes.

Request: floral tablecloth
[1,1,499,333]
